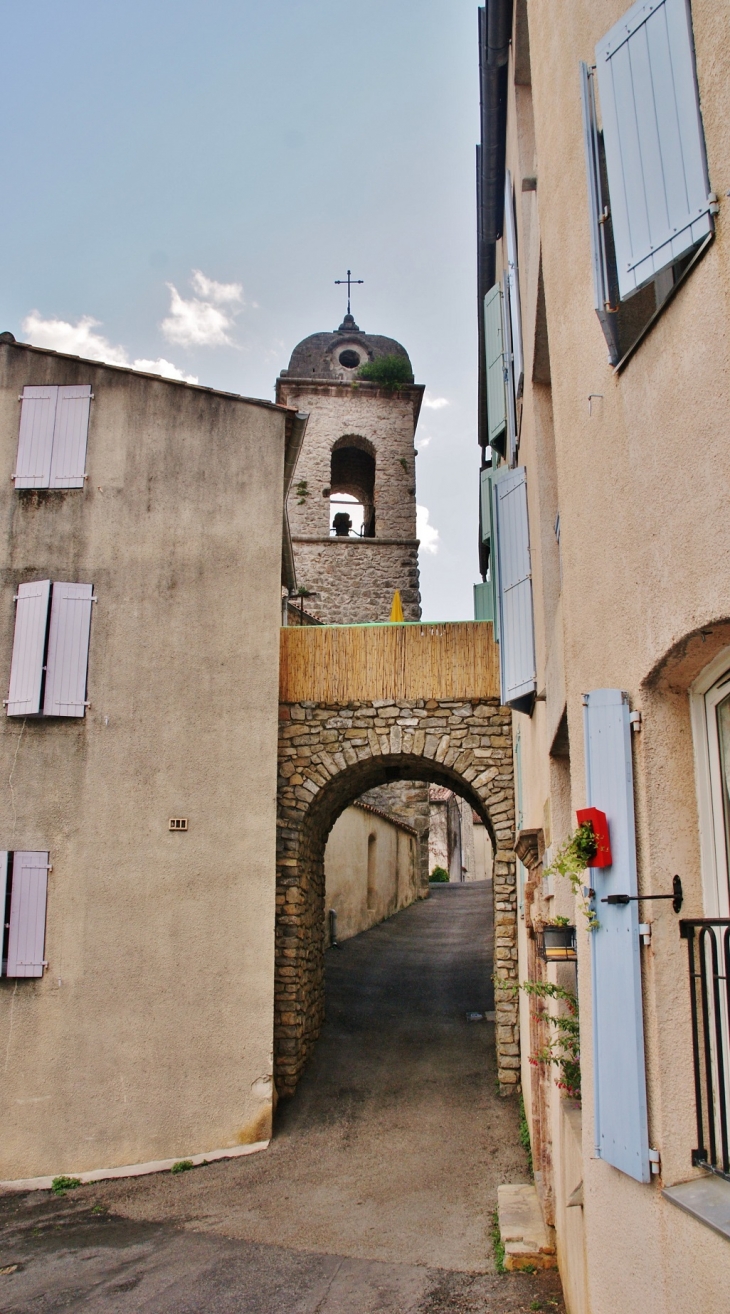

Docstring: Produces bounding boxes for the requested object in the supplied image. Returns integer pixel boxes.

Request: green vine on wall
[543,821,600,929]
[521,979,581,1100]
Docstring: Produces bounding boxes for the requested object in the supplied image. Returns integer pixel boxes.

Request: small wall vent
[169,818,188,831]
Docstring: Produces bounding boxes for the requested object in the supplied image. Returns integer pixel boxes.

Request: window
[580,0,715,366]
[6,581,94,717]
[14,385,92,489]
[1,851,50,978]
[691,658,730,919]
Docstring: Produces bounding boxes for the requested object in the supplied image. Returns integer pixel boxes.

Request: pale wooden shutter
[6,581,51,716]
[484,284,507,449]
[580,62,620,364]
[494,468,536,709]
[504,169,524,398]
[596,0,713,301]
[6,851,50,978]
[49,385,91,488]
[14,387,57,489]
[43,583,94,717]
[583,688,651,1183]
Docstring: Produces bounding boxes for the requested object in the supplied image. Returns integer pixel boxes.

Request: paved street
[0,883,565,1312]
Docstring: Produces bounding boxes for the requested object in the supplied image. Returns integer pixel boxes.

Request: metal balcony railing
[680,919,730,1181]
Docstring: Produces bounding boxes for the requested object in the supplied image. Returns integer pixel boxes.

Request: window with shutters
[1,851,50,979]
[583,689,651,1183]
[14,385,92,489]
[5,581,94,718]
[580,0,715,369]
[492,466,536,714]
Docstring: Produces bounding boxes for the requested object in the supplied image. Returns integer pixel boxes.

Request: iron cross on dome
[334,270,364,317]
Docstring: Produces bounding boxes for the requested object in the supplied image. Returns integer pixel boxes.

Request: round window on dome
[338,349,361,369]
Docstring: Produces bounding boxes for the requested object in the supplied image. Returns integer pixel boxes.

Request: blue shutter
[501,274,518,467]
[580,62,620,365]
[504,170,524,399]
[494,468,536,709]
[583,689,650,1184]
[6,851,49,978]
[484,284,507,448]
[596,0,713,301]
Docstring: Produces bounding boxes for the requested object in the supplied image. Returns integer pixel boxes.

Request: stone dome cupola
[281,314,413,384]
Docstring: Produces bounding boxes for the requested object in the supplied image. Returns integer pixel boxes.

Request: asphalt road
[0,882,565,1313]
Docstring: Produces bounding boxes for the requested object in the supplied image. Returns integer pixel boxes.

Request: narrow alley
[0,885,564,1313]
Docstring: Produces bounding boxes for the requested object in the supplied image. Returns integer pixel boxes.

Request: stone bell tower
[276,310,424,623]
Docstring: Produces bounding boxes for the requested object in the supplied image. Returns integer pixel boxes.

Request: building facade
[476,1,730,1309]
[0,338,302,1185]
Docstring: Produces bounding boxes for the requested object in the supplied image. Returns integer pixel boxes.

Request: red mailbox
[576,807,612,868]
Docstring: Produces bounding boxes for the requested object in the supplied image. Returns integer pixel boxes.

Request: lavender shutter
[596,0,713,301]
[6,851,49,978]
[484,284,507,449]
[494,468,536,708]
[6,581,51,716]
[49,385,91,488]
[503,170,524,399]
[501,274,518,467]
[43,583,94,717]
[584,688,650,1183]
[14,387,58,489]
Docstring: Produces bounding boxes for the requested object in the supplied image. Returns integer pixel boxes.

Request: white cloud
[190,269,243,305]
[22,313,197,383]
[423,395,449,410]
[161,270,243,347]
[417,504,439,555]
[131,358,198,384]
[22,312,129,365]
[418,437,432,448]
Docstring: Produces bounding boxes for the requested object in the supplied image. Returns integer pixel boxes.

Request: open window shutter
[596,0,713,301]
[6,581,51,716]
[14,387,58,489]
[501,275,518,467]
[43,583,94,717]
[580,63,620,364]
[494,468,536,709]
[504,170,524,398]
[6,851,49,978]
[484,284,507,448]
[583,689,650,1183]
[49,385,91,488]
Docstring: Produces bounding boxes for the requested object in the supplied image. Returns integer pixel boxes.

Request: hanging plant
[521,979,581,1100]
[544,821,601,930]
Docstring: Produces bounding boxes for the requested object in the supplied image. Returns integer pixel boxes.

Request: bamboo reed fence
[279,621,499,704]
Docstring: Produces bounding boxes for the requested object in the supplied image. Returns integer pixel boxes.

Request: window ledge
[663,1175,730,1242]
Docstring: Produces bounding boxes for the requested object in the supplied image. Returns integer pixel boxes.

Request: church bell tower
[276,302,424,624]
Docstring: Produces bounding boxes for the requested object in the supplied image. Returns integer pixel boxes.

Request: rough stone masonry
[275,696,519,1096]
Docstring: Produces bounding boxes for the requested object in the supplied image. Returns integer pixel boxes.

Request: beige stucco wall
[0,342,289,1181]
[500,0,730,1308]
[323,804,418,944]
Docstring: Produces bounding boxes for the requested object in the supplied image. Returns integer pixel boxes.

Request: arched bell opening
[329,435,376,538]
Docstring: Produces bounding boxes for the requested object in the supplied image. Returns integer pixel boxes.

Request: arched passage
[276,697,518,1096]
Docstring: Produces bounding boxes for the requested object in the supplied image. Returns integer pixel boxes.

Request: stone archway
[276,696,518,1096]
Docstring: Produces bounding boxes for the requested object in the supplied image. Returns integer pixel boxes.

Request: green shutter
[484,284,507,448]
[473,581,493,621]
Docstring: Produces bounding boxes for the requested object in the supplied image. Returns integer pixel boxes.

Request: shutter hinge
[84,701,91,708]
[629,710,642,732]
[648,1148,661,1175]
[47,865,53,872]
[639,922,651,946]
[91,596,98,603]
[709,193,720,215]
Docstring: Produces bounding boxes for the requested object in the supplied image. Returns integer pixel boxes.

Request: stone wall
[276,697,519,1097]
[292,538,421,624]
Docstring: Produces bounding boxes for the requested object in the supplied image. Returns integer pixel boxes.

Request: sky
[0,0,481,620]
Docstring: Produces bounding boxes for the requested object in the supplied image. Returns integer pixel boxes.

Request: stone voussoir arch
[276,695,518,1097]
